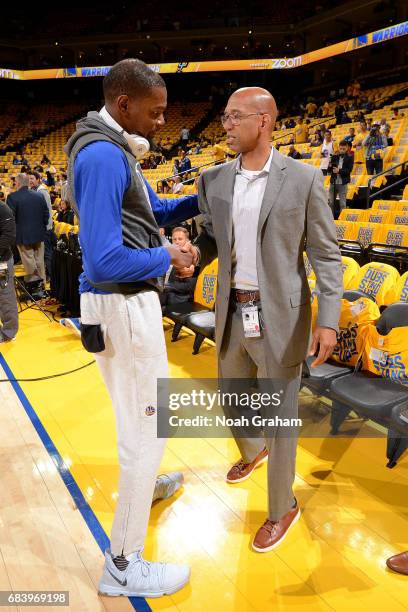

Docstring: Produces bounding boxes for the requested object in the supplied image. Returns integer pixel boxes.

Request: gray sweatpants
[0,258,18,340]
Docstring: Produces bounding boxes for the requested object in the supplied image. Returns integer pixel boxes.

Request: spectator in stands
[172,175,185,194]
[334,101,345,125]
[160,226,197,307]
[327,140,353,214]
[57,200,75,225]
[321,101,330,117]
[294,117,309,144]
[28,171,54,280]
[344,127,356,144]
[379,116,390,134]
[392,108,400,119]
[305,99,317,118]
[162,179,171,194]
[41,153,51,165]
[309,132,322,147]
[0,198,18,343]
[156,181,164,194]
[172,158,181,176]
[351,80,361,99]
[60,173,68,201]
[45,170,55,187]
[363,126,387,175]
[12,155,21,166]
[179,150,192,177]
[319,130,335,175]
[287,145,302,159]
[180,125,190,150]
[7,173,49,298]
[384,126,393,146]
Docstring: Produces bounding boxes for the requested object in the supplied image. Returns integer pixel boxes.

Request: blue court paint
[0,353,151,612]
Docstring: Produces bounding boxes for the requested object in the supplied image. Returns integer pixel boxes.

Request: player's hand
[309,326,337,367]
[165,245,194,269]
[181,242,200,266]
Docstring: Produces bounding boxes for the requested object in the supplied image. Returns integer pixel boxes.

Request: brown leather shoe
[386,551,408,575]
[252,502,301,552]
[226,447,268,484]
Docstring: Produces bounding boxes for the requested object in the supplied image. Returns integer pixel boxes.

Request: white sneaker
[152,472,184,502]
[98,549,190,598]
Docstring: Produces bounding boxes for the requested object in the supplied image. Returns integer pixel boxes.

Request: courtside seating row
[302,294,408,468]
[334,220,408,271]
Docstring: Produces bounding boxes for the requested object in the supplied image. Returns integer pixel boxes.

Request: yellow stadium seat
[334,220,358,242]
[341,256,360,289]
[388,212,408,225]
[193,259,218,309]
[338,209,365,223]
[362,320,408,385]
[350,261,400,306]
[331,297,381,366]
[395,271,408,302]
[363,210,391,225]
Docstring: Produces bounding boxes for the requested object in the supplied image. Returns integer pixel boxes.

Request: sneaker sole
[98,573,190,598]
[226,453,268,484]
[252,507,301,553]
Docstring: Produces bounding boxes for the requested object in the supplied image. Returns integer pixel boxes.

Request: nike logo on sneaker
[107,568,127,586]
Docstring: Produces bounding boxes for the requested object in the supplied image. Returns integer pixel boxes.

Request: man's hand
[181,241,200,266]
[165,245,193,269]
[309,326,338,368]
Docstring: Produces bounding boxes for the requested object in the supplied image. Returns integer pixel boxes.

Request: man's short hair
[16,173,29,186]
[103,59,165,103]
[339,139,348,147]
[28,170,41,181]
[172,226,189,237]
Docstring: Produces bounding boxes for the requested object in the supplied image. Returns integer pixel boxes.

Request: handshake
[165,242,200,278]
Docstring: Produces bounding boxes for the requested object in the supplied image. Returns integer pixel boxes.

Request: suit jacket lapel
[257,150,287,235]
[218,158,238,247]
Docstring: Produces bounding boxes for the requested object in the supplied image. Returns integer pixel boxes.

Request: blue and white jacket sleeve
[74,141,171,284]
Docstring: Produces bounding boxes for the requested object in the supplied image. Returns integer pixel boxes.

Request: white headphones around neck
[123,132,150,160]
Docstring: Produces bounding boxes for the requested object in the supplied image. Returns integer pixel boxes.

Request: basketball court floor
[0,306,407,611]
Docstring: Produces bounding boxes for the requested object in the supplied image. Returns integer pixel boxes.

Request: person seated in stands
[340,110,351,124]
[379,116,390,134]
[156,181,163,194]
[172,175,184,195]
[149,154,157,169]
[162,179,171,194]
[321,100,330,117]
[334,101,345,125]
[172,158,181,176]
[12,155,21,166]
[295,117,309,143]
[57,200,75,225]
[287,145,302,159]
[344,127,356,144]
[41,153,51,165]
[212,142,226,165]
[392,108,400,119]
[160,227,197,307]
[21,154,29,167]
[309,132,322,147]
[179,150,191,178]
[44,170,55,187]
[363,126,388,175]
[384,126,393,146]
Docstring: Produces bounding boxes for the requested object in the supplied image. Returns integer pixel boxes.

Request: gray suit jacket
[195,148,343,367]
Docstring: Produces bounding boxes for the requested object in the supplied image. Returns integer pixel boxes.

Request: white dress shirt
[231,147,273,290]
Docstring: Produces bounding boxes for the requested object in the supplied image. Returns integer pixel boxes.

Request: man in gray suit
[189,87,343,552]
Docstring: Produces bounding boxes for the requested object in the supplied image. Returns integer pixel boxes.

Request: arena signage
[0,21,406,80]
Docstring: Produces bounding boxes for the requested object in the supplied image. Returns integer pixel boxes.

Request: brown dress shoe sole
[252,507,301,553]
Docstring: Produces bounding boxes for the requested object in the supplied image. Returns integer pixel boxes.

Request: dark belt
[231,288,261,303]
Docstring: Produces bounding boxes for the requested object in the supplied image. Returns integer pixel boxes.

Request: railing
[366,161,408,208]
[156,158,227,191]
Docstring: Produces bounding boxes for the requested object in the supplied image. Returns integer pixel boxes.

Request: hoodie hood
[64,111,134,158]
